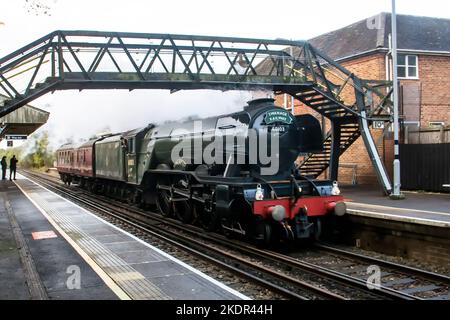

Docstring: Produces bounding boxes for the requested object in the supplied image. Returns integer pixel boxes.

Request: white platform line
[348,201,450,216]
[16,174,250,300]
[347,209,450,228]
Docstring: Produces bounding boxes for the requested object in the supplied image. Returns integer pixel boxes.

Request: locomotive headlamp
[255,184,264,200]
[268,205,286,222]
[331,181,340,196]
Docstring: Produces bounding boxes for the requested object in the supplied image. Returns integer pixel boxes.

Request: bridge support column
[353,78,392,195]
[329,120,341,182]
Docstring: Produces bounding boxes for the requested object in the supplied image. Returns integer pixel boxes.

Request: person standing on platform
[1,156,7,180]
[9,155,18,180]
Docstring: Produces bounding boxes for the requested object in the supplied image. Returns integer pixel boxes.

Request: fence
[404,126,450,144]
[400,143,450,192]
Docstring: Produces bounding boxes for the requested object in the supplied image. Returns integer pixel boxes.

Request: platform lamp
[389,0,405,200]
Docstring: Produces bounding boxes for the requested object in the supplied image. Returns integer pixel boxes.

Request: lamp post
[390,0,405,199]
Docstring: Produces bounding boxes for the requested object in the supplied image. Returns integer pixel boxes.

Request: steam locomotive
[56,98,346,244]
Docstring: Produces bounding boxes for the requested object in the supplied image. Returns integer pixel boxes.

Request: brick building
[277,13,450,185]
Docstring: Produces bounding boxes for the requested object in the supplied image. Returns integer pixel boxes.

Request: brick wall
[276,54,388,184]
[339,54,388,185]
[277,52,450,185]
[421,105,450,126]
[403,55,450,127]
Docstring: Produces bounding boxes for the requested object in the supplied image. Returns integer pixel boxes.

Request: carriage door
[126,137,137,184]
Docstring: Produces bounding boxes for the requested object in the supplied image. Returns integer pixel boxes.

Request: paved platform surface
[342,185,450,227]
[0,175,248,300]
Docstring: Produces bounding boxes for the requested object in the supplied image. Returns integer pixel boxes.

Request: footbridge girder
[0,30,394,194]
[0,30,318,115]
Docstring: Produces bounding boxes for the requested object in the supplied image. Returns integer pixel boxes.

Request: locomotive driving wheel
[254,219,273,247]
[174,199,193,224]
[312,217,322,241]
[194,197,219,231]
[156,188,173,217]
[262,222,273,246]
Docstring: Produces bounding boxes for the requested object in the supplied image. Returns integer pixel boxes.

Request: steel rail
[20,170,345,300]
[30,171,450,300]
[315,243,450,285]
[22,170,434,300]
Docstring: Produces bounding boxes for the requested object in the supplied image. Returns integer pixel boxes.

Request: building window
[398,54,418,79]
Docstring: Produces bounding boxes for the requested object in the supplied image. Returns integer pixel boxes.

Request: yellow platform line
[13,180,132,300]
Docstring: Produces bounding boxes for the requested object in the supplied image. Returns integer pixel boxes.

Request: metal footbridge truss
[0,30,394,193]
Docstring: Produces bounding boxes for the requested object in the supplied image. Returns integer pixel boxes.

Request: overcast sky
[1,0,449,148]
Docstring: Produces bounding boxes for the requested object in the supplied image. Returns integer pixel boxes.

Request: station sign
[264,110,293,125]
[5,134,27,140]
[372,121,385,129]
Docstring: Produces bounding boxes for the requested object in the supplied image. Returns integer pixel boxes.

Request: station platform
[342,185,450,228]
[0,175,248,300]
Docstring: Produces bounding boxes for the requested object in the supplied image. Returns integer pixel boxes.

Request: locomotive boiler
[56,98,346,244]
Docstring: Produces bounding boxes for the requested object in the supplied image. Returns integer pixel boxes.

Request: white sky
[0,0,449,148]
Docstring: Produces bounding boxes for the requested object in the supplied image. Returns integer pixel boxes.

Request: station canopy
[0,94,49,139]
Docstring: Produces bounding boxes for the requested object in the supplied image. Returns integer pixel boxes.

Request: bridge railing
[0,30,391,119]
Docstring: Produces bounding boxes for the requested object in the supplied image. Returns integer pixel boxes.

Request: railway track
[19,170,341,300]
[20,170,450,300]
[309,243,450,300]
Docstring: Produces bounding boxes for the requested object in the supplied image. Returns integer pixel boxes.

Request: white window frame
[403,121,420,127]
[429,121,445,127]
[397,54,419,79]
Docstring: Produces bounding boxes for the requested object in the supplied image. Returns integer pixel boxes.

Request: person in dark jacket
[1,156,7,180]
[9,155,18,180]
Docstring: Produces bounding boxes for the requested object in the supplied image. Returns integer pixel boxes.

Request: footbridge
[0,31,394,193]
